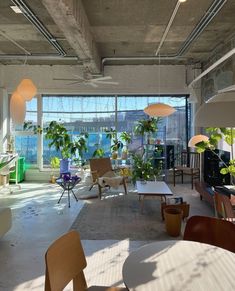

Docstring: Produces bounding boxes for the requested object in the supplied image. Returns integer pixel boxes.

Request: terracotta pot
[164,207,183,237]
[112,152,118,159]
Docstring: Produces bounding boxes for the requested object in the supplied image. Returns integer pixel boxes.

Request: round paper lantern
[10,92,26,124]
[17,78,37,101]
[188,135,209,147]
[144,103,176,117]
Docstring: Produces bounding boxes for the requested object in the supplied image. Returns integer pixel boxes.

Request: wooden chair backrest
[45,231,87,291]
[183,215,235,253]
[214,192,235,219]
[180,151,200,168]
[90,157,112,178]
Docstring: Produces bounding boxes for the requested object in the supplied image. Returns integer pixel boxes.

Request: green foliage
[194,127,235,178]
[134,117,160,136]
[23,121,42,134]
[105,128,123,153]
[92,146,105,158]
[105,128,116,140]
[131,153,160,184]
[50,157,60,169]
[24,120,88,160]
[120,131,132,144]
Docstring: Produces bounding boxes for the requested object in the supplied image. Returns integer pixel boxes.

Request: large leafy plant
[134,117,160,136]
[105,128,123,153]
[195,127,235,179]
[131,153,161,184]
[24,121,88,160]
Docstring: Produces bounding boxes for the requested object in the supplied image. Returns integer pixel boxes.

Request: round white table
[122,240,235,291]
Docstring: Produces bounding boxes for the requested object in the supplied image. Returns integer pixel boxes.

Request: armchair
[89,157,127,199]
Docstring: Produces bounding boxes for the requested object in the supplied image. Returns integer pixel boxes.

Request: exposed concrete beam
[42,0,101,73]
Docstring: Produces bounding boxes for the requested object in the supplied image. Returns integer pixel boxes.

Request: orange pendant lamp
[144,103,176,117]
[10,91,26,124]
[188,134,209,147]
[17,78,37,101]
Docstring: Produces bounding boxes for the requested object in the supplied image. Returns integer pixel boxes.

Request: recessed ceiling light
[10,5,23,13]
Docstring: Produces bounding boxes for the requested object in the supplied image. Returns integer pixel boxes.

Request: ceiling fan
[53,72,119,88]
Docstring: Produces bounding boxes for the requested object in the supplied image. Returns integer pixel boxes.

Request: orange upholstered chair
[183,215,235,253]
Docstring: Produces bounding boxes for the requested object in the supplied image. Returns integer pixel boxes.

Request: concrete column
[0,88,9,152]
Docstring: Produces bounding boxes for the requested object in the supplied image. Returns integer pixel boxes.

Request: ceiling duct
[11,0,67,56]
[102,0,227,68]
[177,0,227,56]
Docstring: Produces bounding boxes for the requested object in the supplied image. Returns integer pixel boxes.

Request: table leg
[68,190,70,208]
[71,189,78,202]
[141,196,145,214]
[58,190,65,204]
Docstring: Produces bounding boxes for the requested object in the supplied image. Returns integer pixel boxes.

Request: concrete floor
[0,181,214,291]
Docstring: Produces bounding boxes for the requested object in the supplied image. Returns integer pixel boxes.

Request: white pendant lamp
[17,78,37,101]
[144,103,176,117]
[10,91,26,124]
[188,134,209,147]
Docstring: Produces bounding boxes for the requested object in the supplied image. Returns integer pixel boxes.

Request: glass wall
[13,95,189,168]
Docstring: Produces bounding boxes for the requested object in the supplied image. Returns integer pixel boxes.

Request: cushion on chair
[98,171,123,189]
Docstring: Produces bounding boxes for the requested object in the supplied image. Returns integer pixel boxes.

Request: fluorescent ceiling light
[179,0,187,2]
[10,5,23,13]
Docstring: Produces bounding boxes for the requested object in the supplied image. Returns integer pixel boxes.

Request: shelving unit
[143,126,167,181]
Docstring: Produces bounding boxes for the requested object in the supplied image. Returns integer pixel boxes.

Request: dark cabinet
[204,149,230,186]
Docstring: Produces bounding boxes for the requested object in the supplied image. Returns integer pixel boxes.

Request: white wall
[1,64,189,95]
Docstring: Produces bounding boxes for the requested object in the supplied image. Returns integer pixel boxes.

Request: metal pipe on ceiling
[11,0,67,56]
[155,0,182,56]
[102,0,227,70]
[0,55,79,61]
[178,0,227,56]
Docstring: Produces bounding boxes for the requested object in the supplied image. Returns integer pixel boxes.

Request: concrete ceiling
[0,0,235,73]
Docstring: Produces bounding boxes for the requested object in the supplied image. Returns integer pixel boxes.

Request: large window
[13,97,38,165]
[14,95,190,168]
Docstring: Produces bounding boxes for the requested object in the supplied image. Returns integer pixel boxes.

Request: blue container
[60,158,70,174]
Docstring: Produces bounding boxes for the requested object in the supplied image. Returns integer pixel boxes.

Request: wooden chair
[214,191,235,219]
[173,151,200,189]
[183,215,235,253]
[89,157,127,199]
[45,230,127,291]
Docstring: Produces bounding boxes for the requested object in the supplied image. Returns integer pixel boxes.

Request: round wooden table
[122,240,235,291]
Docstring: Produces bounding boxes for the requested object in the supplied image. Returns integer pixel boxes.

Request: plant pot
[164,207,183,237]
[50,175,56,184]
[60,158,70,174]
[122,151,128,160]
[112,152,118,160]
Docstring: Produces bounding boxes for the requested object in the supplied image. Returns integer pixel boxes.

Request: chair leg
[123,178,127,195]
[98,184,102,199]
[173,170,176,186]
[181,171,184,184]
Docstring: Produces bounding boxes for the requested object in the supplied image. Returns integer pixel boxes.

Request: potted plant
[134,117,160,144]
[131,153,160,184]
[24,121,88,173]
[105,128,123,159]
[120,131,132,159]
[45,121,88,173]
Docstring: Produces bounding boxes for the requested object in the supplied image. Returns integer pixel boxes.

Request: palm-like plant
[134,117,160,137]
